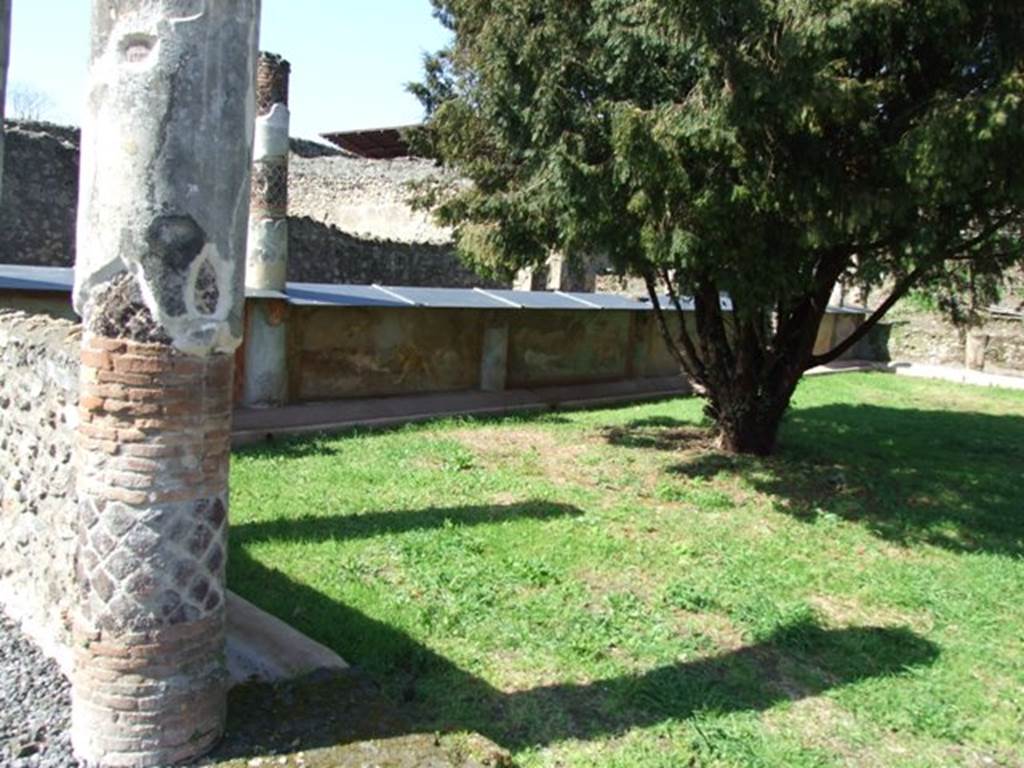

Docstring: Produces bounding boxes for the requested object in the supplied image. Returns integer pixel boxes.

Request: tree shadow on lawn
[221,508,939,760]
[607,405,1024,557]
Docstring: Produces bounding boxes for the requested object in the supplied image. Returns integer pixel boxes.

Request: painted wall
[814,313,869,359]
[284,305,683,402]
[290,306,486,401]
[506,310,633,388]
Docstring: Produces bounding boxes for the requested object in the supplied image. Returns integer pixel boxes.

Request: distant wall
[871,309,1024,377]
[288,216,505,289]
[0,121,501,288]
[506,310,633,388]
[0,121,79,266]
[289,152,456,245]
[280,304,683,402]
[814,313,870,359]
[0,310,79,666]
[289,306,487,401]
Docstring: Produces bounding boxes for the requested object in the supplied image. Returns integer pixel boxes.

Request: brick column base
[72,335,232,767]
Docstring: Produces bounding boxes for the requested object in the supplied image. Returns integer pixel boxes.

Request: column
[480,313,509,391]
[242,51,291,406]
[71,3,259,766]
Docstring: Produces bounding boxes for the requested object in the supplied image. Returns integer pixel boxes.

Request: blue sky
[6,1,451,139]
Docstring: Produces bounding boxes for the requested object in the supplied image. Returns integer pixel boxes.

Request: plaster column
[0,0,11,197]
[480,314,509,391]
[242,52,291,406]
[72,3,259,766]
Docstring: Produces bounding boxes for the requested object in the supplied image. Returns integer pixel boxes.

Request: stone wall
[0,121,79,266]
[288,216,505,288]
[0,121,499,288]
[289,151,456,245]
[870,306,1024,376]
[0,310,80,667]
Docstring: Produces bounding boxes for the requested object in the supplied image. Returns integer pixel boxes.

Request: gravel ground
[0,611,497,768]
[0,612,77,768]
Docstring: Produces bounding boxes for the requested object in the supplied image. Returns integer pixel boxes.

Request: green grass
[229,373,1024,767]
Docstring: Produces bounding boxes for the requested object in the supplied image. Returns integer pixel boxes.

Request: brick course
[71,335,233,766]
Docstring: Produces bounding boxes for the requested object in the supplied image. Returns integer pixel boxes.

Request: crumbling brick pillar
[70,3,260,766]
[242,52,292,407]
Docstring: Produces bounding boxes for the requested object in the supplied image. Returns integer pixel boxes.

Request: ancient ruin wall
[0,121,79,266]
[0,311,80,667]
[871,307,1024,376]
[288,215,505,288]
[0,121,497,287]
[289,152,455,245]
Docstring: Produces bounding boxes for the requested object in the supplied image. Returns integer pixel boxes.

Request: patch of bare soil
[809,594,932,634]
[451,426,589,485]
[602,423,717,454]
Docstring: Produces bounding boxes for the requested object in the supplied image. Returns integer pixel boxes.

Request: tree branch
[807,265,925,367]
[809,213,1020,368]
[660,267,707,380]
[693,279,736,383]
[642,270,706,387]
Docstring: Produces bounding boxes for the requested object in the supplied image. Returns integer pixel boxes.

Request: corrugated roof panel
[285,283,408,308]
[1,265,867,316]
[562,292,645,310]
[481,289,588,310]
[379,286,509,309]
[0,265,74,292]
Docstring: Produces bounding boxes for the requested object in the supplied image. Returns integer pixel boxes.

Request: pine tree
[412,0,1024,454]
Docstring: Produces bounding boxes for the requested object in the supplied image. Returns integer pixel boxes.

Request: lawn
[228,373,1024,767]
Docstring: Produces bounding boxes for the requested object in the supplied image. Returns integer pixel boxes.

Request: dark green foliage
[413,0,1024,453]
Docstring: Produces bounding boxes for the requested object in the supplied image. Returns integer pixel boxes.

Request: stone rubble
[0,611,79,768]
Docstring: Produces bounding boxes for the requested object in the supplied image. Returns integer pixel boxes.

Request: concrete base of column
[73,335,232,767]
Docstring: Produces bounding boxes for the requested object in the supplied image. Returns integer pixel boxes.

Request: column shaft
[72,3,259,766]
[243,52,292,407]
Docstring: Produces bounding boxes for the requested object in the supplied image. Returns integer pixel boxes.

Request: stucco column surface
[245,51,291,293]
[71,2,260,766]
[242,51,291,407]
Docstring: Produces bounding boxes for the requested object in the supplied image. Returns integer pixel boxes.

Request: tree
[412,0,1024,455]
[7,83,55,122]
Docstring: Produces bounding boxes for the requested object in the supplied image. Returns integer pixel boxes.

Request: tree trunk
[714,399,788,456]
[705,364,803,457]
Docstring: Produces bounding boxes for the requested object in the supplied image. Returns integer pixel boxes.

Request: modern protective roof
[0,264,74,292]
[320,126,414,159]
[0,264,868,314]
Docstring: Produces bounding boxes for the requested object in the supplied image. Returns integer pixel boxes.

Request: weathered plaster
[242,300,289,406]
[246,218,289,290]
[253,103,290,162]
[74,2,259,356]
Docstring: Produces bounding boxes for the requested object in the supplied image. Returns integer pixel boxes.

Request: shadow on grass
[606,405,1024,556]
[235,500,583,544]
[222,542,939,759]
[604,419,713,452]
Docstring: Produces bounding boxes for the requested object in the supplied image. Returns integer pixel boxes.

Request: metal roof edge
[371,284,419,306]
[473,287,522,309]
[556,291,602,309]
